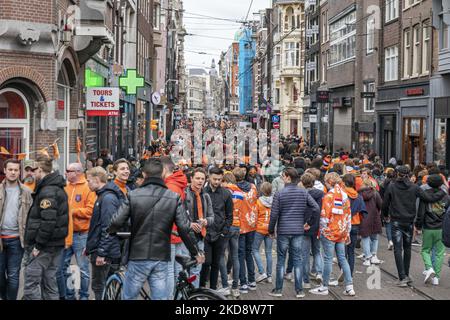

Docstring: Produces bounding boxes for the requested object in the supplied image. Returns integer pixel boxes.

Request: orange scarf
[114,178,128,196]
[193,189,206,238]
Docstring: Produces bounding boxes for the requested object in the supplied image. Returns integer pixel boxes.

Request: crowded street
[1,0,450,306]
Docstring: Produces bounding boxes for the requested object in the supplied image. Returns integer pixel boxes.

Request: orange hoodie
[345,187,362,225]
[165,170,188,244]
[64,177,96,247]
[256,197,272,235]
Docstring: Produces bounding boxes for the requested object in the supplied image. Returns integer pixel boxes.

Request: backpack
[442,208,450,248]
[430,200,446,217]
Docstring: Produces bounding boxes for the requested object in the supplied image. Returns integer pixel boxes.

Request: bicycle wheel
[103,273,124,300]
[187,288,228,300]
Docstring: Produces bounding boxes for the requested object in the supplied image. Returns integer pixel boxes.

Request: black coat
[25,172,68,250]
[86,182,124,259]
[382,178,447,224]
[204,185,233,242]
[304,188,324,237]
[108,177,199,261]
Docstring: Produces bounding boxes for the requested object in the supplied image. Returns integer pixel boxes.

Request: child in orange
[252,182,273,284]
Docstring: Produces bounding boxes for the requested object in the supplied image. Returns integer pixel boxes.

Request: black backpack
[442,207,450,248]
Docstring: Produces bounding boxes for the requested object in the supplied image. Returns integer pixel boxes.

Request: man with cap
[22,160,37,192]
[382,165,446,287]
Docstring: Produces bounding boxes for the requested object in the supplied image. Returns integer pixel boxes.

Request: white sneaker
[343,285,355,296]
[423,268,436,284]
[363,258,371,266]
[432,277,439,286]
[329,280,339,287]
[309,286,329,296]
[315,274,323,284]
[266,276,273,284]
[357,254,365,260]
[303,282,311,289]
[370,255,381,265]
[232,288,241,298]
[284,272,293,281]
[388,241,394,251]
[217,287,231,296]
[256,273,268,283]
[248,282,257,291]
[332,257,338,264]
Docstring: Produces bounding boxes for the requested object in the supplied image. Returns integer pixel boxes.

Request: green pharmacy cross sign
[119,69,144,95]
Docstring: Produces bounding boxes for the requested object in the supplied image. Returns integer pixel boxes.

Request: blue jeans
[385,221,392,242]
[166,242,188,299]
[321,235,353,287]
[190,240,204,288]
[302,235,323,283]
[252,232,273,277]
[286,246,294,273]
[362,234,379,259]
[275,235,304,291]
[345,226,359,276]
[56,232,90,300]
[0,237,24,300]
[122,260,168,300]
[220,226,240,289]
[239,231,256,285]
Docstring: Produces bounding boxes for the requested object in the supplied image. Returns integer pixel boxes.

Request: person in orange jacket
[57,163,96,300]
[252,182,274,284]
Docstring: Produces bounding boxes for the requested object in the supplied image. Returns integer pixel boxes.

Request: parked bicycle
[102,233,227,300]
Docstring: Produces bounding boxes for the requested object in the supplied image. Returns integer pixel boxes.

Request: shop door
[403,118,426,167]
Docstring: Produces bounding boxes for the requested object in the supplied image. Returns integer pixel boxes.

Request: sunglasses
[66,170,77,173]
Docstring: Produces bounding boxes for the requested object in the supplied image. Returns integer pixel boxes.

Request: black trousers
[200,236,226,290]
[392,221,413,281]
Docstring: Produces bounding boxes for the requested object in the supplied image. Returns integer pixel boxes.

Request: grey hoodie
[259,195,273,208]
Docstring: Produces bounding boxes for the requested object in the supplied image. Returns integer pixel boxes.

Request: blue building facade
[238,27,256,115]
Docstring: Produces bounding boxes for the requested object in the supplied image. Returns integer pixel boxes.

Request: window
[442,20,449,50]
[363,82,375,112]
[322,10,329,43]
[321,52,328,83]
[385,0,398,22]
[285,42,299,67]
[404,0,419,10]
[275,88,280,104]
[275,46,281,70]
[153,3,161,30]
[422,23,430,74]
[329,11,356,66]
[385,46,398,82]
[367,15,375,54]
[412,25,420,76]
[403,29,411,77]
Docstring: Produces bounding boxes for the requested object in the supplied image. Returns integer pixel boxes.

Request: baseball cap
[24,160,37,170]
[396,165,410,176]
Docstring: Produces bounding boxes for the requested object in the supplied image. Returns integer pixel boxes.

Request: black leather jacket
[107,177,199,261]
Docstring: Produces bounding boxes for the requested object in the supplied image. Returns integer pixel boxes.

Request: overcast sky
[183,0,272,71]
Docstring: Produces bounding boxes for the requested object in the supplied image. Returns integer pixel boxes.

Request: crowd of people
[1,133,450,300]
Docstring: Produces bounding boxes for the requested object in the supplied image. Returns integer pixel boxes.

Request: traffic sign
[273,122,280,129]
[152,91,161,105]
[272,115,280,123]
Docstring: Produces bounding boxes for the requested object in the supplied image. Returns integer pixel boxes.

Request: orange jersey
[227,183,258,233]
[320,186,352,243]
[65,177,97,233]
[255,198,271,235]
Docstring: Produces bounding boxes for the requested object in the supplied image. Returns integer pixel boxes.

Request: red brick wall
[0,0,53,23]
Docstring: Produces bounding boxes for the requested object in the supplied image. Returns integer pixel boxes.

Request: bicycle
[102,232,227,300]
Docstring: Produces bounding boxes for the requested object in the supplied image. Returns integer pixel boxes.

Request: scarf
[193,188,206,238]
[330,184,348,215]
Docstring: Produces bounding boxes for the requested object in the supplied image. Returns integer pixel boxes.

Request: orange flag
[52,143,60,159]
[0,147,10,154]
[16,153,26,160]
[76,137,82,163]
[38,148,49,157]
